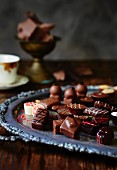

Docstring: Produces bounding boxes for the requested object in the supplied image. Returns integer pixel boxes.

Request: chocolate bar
[80,96,94,107]
[37,97,60,109]
[60,116,81,139]
[57,107,72,119]
[81,121,101,136]
[52,104,67,111]
[84,107,109,117]
[84,107,109,125]
[67,103,86,115]
[31,108,49,130]
[94,101,117,112]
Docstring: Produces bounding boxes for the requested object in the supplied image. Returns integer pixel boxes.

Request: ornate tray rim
[0,86,117,158]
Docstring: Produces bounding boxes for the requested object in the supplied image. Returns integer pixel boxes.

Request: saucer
[0,75,29,90]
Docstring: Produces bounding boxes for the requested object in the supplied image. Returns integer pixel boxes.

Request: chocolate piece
[37,97,60,109]
[91,92,108,101]
[84,107,109,125]
[97,126,114,145]
[75,66,93,76]
[32,108,49,130]
[57,107,72,119]
[64,87,77,99]
[67,103,86,115]
[64,98,76,105]
[94,101,117,112]
[81,121,101,136]
[52,104,67,111]
[106,94,117,106]
[64,87,77,104]
[53,119,64,134]
[80,96,94,107]
[75,82,87,97]
[84,107,109,117]
[74,115,93,122]
[60,116,81,139]
[53,70,66,81]
[50,84,62,99]
[17,11,55,42]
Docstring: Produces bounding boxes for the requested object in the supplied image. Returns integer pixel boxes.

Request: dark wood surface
[0,60,117,170]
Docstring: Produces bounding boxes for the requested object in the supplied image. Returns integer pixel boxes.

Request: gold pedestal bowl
[19,37,58,84]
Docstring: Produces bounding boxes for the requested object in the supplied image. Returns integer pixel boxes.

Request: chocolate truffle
[75,82,87,97]
[96,126,114,145]
[50,84,62,99]
[64,87,77,104]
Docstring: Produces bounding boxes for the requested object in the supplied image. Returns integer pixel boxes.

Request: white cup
[0,54,20,85]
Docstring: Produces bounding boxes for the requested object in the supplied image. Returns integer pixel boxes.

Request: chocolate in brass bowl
[17,36,60,84]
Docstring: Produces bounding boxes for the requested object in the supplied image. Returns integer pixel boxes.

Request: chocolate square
[60,116,81,139]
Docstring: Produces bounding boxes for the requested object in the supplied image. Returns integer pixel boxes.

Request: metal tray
[0,86,117,158]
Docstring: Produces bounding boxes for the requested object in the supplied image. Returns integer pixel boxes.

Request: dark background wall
[0,0,117,60]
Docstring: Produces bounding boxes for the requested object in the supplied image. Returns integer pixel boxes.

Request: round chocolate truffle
[50,84,62,100]
[64,87,77,99]
[64,87,77,104]
[97,126,114,145]
[75,82,87,96]
[50,84,62,95]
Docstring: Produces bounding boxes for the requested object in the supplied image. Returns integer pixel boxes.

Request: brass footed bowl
[18,36,60,84]
[19,39,56,60]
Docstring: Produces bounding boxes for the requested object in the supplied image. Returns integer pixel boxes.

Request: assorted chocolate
[19,83,117,145]
[17,11,55,43]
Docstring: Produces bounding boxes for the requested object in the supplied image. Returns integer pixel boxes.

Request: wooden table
[0,60,117,170]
